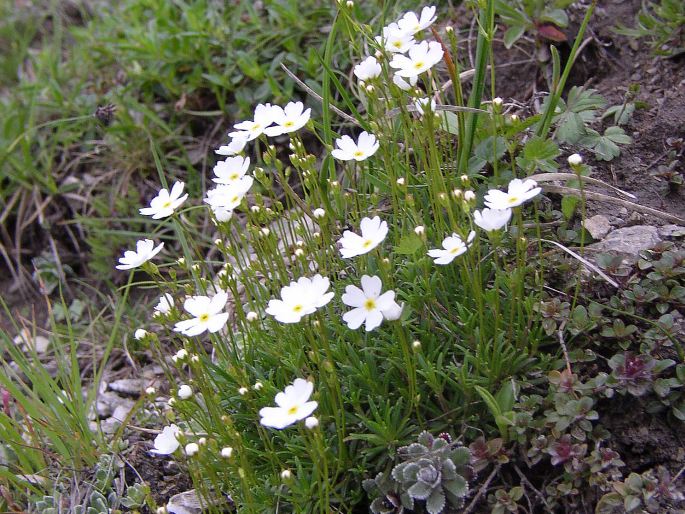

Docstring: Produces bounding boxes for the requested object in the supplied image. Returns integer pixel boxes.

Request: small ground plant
[2,1,684,513]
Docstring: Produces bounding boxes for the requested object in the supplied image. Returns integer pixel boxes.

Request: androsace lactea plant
[114,2,585,512]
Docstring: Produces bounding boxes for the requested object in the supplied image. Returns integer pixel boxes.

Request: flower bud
[253,381,263,391]
[145,386,156,395]
[221,447,233,458]
[178,385,193,400]
[246,311,258,322]
[134,329,148,340]
[305,416,319,429]
[414,225,425,235]
[567,153,583,166]
[412,340,422,350]
[185,443,199,456]
[280,469,292,480]
[396,177,406,186]
[313,208,326,219]
[238,387,248,396]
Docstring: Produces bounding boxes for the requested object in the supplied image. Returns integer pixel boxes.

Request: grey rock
[111,401,134,422]
[96,391,135,418]
[658,224,685,239]
[108,378,146,396]
[100,417,122,435]
[588,225,662,263]
[583,215,612,240]
[167,489,232,514]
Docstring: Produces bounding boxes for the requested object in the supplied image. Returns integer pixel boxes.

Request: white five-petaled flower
[139,182,188,219]
[331,131,380,161]
[204,176,254,221]
[265,274,334,323]
[397,6,437,34]
[264,101,311,137]
[229,103,276,141]
[116,239,164,270]
[215,136,248,156]
[339,216,388,258]
[173,292,229,336]
[483,178,541,210]
[213,156,250,184]
[389,41,444,77]
[473,208,512,232]
[393,73,419,91]
[428,230,476,265]
[342,275,397,332]
[414,97,437,117]
[259,378,318,429]
[354,56,382,82]
[154,293,174,316]
[150,424,181,455]
[375,23,415,53]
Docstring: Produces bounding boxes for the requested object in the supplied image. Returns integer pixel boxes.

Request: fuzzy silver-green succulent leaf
[450,446,471,466]
[408,479,434,500]
[426,488,446,514]
[443,475,469,499]
[417,430,434,447]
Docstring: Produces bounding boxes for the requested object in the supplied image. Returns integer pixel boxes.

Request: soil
[1,0,683,512]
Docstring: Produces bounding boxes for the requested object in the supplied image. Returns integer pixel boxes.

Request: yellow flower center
[292,304,303,313]
[450,246,461,254]
[287,406,299,415]
[362,239,374,248]
[229,173,239,180]
[414,61,425,70]
[508,196,519,205]
[364,298,377,311]
[353,150,365,158]
[199,313,210,322]
[162,201,172,208]
[284,121,294,127]
[251,123,261,131]
[393,41,402,48]
[230,195,240,204]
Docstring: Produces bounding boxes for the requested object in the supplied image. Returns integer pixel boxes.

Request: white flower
[393,73,419,91]
[483,178,541,210]
[353,56,382,81]
[150,424,181,455]
[473,208,512,232]
[305,416,319,429]
[414,97,436,117]
[154,293,174,316]
[259,378,318,429]
[428,231,476,265]
[331,131,379,161]
[215,135,248,156]
[229,103,276,141]
[397,6,437,34]
[381,300,404,321]
[204,176,254,221]
[389,41,444,77]
[221,447,233,458]
[338,216,388,258]
[265,274,334,324]
[375,23,415,53]
[264,101,311,137]
[185,443,199,456]
[116,239,164,270]
[173,292,229,336]
[178,385,193,400]
[134,328,148,340]
[342,275,396,332]
[213,156,250,184]
[139,182,188,219]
